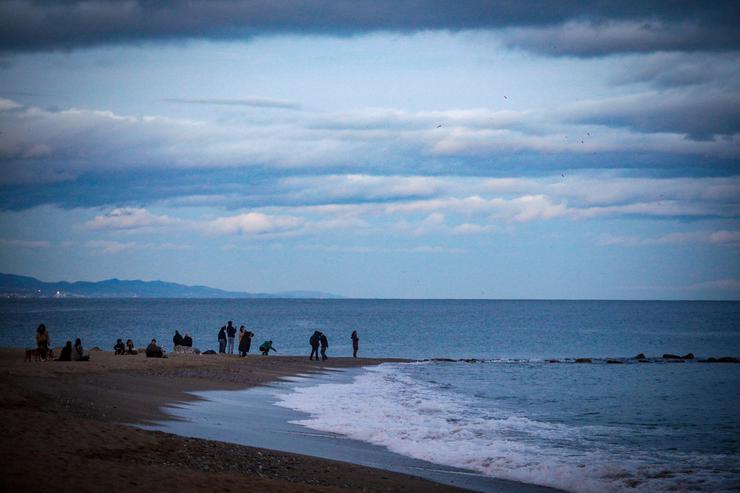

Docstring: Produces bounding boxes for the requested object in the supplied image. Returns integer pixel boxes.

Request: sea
[2,299,739,492]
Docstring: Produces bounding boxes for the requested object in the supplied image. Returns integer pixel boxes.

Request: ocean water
[2,299,739,492]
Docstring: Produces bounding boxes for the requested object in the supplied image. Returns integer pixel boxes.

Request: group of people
[113,338,138,355]
[35,324,90,362]
[172,330,193,348]
[33,323,360,360]
[217,321,256,356]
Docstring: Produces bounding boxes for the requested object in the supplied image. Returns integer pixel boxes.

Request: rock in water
[575,358,592,363]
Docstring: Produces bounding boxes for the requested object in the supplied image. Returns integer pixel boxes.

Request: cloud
[164,97,302,110]
[202,212,302,236]
[1,1,737,54]
[500,20,740,57]
[560,90,740,140]
[83,207,179,231]
[610,53,740,88]
[82,239,189,254]
[0,238,50,248]
[595,230,740,247]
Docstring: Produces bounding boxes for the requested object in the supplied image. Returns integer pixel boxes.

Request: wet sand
[0,347,475,493]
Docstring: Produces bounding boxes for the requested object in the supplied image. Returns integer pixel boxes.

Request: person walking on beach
[309,331,320,360]
[36,324,50,360]
[226,321,236,355]
[238,326,252,357]
[259,340,276,356]
[217,326,227,353]
[73,338,90,361]
[319,332,329,361]
[351,330,359,358]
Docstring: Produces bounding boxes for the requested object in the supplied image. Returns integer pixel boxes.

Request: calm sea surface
[2,299,739,492]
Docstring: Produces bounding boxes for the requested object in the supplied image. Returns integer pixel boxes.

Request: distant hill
[0,273,342,299]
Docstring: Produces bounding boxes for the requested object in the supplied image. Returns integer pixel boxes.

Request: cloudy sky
[0,1,738,299]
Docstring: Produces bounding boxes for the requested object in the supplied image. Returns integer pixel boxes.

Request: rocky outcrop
[606,359,623,364]
[575,358,592,363]
[634,353,646,360]
[701,356,739,363]
[662,353,694,360]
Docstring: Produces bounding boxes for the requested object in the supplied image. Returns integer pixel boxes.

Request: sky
[0,1,739,299]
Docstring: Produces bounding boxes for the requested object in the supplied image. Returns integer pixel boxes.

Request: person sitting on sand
[36,324,50,360]
[145,339,164,358]
[58,341,72,361]
[74,338,90,361]
[125,339,137,355]
[113,338,125,355]
[259,340,276,356]
[173,330,183,348]
[182,332,193,347]
[351,330,359,358]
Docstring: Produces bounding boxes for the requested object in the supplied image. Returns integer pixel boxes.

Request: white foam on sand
[275,364,737,493]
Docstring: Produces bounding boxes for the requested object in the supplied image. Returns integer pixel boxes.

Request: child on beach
[259,340,276,355]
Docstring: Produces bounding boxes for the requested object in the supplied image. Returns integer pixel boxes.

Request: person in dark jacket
[114,338,125,355]
[58,341,72,361]
[226,321,237,355]
[145,339,164,358]
[173,330,183,348]
[259,340,276,355]
[309,331,320,360]
[182,332,193,347]
[217,326,227,353]
[74,338,90,361]
[238,326,252,357]
[351,330,359,358]
[319,332,329,361]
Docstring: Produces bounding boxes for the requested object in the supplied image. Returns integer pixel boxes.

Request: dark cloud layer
[0,0,738,54]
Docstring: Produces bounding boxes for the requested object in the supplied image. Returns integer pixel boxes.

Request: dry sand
[0,348,473,493]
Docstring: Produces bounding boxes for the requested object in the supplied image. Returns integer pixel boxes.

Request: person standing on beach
[309,331,320,360]
[238,326,252,356]
[319,332,329,361]
[351,330,359,358]
[217,326,227,353]
[36,324,50,360]
[226,321,236,355]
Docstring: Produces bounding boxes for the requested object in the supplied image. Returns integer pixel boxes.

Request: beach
[0,348,471,493]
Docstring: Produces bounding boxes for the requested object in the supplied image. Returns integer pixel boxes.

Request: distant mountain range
[0,273,342,299]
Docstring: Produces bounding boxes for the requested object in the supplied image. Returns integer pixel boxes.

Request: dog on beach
[24,348,54,362]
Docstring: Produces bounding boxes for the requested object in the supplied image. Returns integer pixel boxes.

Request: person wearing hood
[182,332,193,347]
[173,330,183,348]
[238,326,252,357]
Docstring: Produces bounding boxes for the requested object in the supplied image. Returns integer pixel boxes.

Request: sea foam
[275,364,738,493]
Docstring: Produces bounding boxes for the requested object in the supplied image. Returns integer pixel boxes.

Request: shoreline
[0,347,481,493]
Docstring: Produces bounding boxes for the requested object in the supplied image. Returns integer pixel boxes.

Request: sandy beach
[0,348,473,493]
